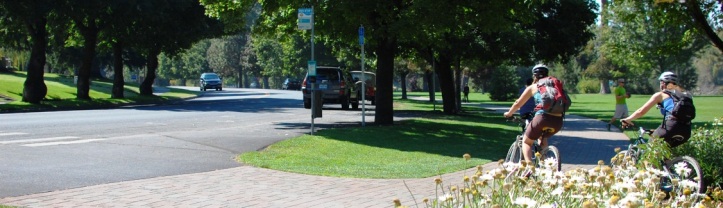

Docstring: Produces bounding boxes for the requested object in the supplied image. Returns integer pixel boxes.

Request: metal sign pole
[310,6,316,134]
[359,25,366,127]
[299,6,316,134]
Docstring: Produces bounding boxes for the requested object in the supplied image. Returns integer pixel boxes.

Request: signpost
[298,8,312,30]
[359,25,366,127]
[300,7,317,134]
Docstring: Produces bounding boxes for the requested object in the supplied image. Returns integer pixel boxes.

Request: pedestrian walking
[607,78,630,131]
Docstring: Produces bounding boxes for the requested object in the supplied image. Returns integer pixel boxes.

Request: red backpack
[535,76,571,114]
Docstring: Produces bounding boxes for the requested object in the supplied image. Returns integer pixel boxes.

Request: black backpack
[663,90,695,122]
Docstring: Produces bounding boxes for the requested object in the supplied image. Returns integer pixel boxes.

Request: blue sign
[308,61,317,76]
[298,8,313,30]
[358,26,364,45]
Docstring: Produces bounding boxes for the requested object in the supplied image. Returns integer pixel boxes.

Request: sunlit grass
[0,71,197,112]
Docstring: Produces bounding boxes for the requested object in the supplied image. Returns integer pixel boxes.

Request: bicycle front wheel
[504,136,523,167]
[541,145,561,171]
[667,156,705,194]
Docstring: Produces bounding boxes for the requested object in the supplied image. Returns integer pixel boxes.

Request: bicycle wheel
[504,136,523,167]
[667,156,705,194]
[541,145,561,171]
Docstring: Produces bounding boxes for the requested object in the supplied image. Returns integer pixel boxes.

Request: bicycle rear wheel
[667,156,705,194]
[504,136,523,167]
[541,145,561,171]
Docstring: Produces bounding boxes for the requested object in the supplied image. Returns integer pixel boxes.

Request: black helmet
[532,64,549,78]
[658,71,678,84]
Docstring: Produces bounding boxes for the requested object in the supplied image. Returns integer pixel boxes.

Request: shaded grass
[0,71,198,112]
[240,111,517,178]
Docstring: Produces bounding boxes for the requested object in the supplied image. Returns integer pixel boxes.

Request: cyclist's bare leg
[539,136,549,152]
[522,136,535,164]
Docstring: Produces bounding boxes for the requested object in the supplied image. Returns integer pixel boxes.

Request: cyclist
[503,64,564,164]
[620,71,691,148]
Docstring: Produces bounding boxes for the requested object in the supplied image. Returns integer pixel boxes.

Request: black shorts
[652,118,691,148]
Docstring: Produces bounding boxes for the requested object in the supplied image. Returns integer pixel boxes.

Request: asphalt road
[0,87,375,197]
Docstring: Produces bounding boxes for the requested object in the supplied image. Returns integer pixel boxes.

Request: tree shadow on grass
[276,112,517,162]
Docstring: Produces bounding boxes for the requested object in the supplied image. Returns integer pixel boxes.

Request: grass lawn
[240,90,723,179]
[0,71,198,112]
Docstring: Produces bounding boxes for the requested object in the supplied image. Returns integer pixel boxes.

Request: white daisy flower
[513,196,537,207]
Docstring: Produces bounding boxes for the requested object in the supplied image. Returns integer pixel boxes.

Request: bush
[673,117,723,189]
[576,78,599,94]
[487,66,520,101]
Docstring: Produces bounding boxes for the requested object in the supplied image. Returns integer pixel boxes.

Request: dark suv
[282,78,301,90]
[199,72,222,91]
[302,66,359,110]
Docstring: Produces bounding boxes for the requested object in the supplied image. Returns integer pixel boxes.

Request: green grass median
[0,71,197,112]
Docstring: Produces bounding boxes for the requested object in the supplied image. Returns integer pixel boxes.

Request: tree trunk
[599,79,611,94]
[433,54,457,114]
[454,58,462,112]
[22,18,48,104]
[400,71,408,99]
[140,49,160,96]
[425,71,435,102]
[374,37,396,125]
[237,67,243,88]
[76,25,99,100]
[111,41,125,98]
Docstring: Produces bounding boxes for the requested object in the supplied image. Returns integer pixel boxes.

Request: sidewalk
[0,103,630,208]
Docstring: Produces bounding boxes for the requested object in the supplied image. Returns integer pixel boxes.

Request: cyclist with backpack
[620,71,694,148]
[504,64,568,164]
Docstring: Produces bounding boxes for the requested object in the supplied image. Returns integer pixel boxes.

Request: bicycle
[503,114,561,179]
[611,125,705,195]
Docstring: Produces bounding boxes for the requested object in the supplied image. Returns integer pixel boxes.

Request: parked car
[302,66,359,110]
[350,71,376,105]
[199,72,222,91]
[282,78,301,90]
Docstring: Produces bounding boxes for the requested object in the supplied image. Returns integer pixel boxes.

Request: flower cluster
[397,154,723,208]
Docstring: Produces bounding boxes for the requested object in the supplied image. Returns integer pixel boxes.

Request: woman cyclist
[620,72,692,147]
[503,64,564,164]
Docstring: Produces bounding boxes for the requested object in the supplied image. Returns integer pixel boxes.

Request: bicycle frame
[504,115,561,173]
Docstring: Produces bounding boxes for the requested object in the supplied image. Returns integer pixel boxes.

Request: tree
[157,39,213,85]
[131,0,227,95]
[603,0,705,91]
[488,66,520,101]
[675,0,723,54]
[59,0,114,100]
[0,1,58,103]
[251,35,283,88]
[207,35,245,84]
[255,0,597,121]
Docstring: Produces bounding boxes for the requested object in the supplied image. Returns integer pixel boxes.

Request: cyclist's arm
[623,92,663,122]
[504,85,535,117]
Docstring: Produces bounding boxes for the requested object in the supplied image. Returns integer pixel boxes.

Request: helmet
[658,71,678,84]
[532,64,549,78]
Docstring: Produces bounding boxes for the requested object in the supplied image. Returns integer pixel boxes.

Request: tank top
[659,96,674,118]
[533,92,545,115]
